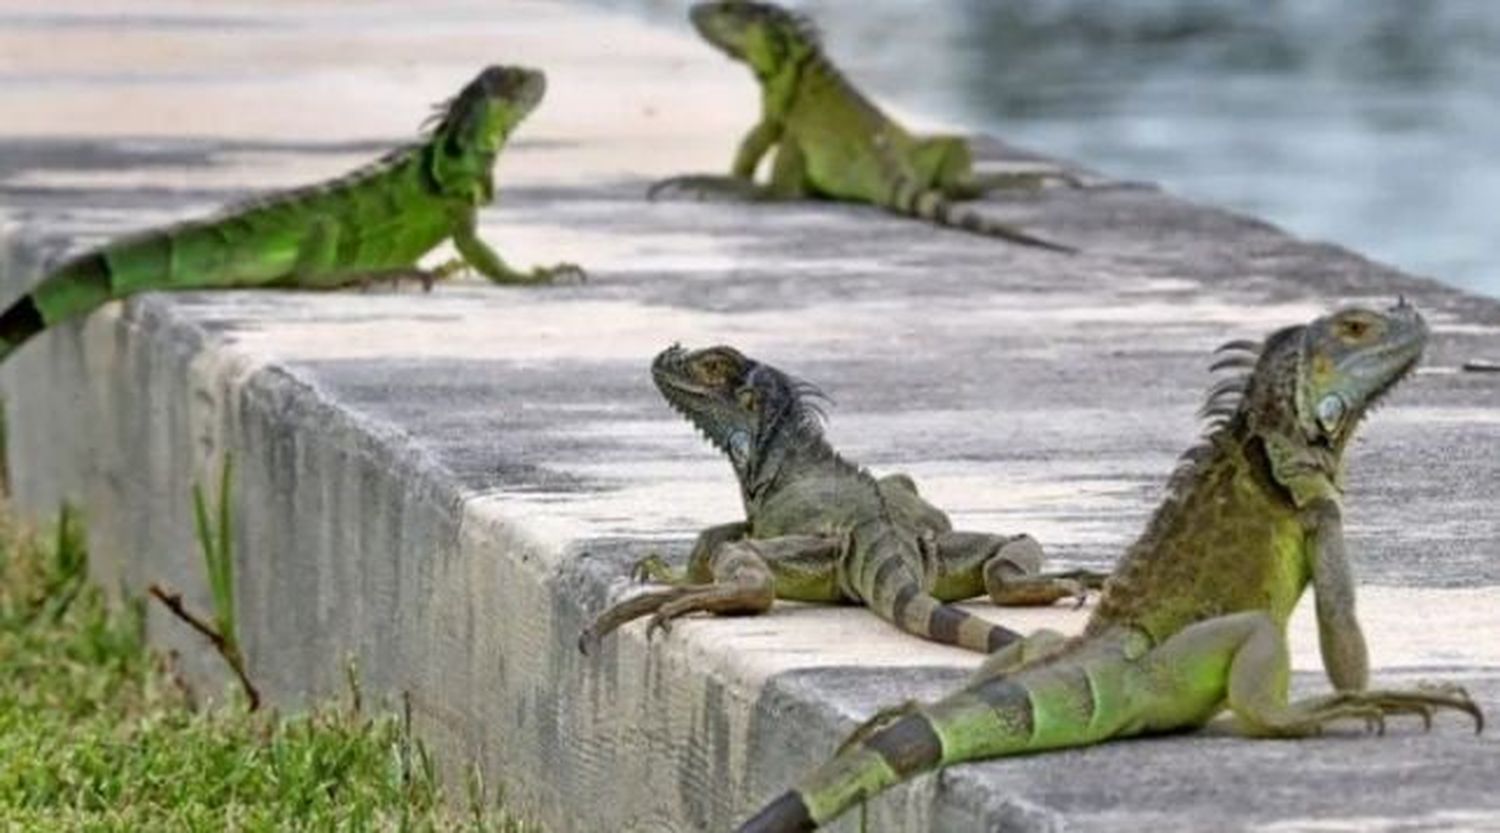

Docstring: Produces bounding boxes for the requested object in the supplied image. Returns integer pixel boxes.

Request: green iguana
[737,300,1485,832]
[0,65,581,363]
[651,1,1080,253]
[578,344,1106,656]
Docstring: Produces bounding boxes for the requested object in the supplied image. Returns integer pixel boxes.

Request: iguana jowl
[579,345,1106,655]
[652,1,1079,253]
[0,65,582,363]
[737,301,1485,833]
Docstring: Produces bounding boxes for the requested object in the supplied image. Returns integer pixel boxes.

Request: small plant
[149,453,261,710]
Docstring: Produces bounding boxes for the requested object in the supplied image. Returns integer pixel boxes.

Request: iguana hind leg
[629,521,750,585]
[924,531,1108,607]
[914,135,1082,198]
[1148,611,1484,738]
[579,534,840,652]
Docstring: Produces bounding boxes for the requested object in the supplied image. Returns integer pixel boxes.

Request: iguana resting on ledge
[651,1,1080,254]
[579,344,1106,655]
[0,65,582,363]
[737,300,1485,833]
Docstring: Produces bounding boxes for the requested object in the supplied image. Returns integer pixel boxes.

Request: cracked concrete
[2,1,1498,830]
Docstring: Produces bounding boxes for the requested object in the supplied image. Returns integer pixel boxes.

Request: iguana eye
[1338,317,1372,341]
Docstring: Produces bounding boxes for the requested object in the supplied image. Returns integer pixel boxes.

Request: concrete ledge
[4,2,1500,831]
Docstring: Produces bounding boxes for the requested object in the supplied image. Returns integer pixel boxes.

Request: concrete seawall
[3,2,1499,830]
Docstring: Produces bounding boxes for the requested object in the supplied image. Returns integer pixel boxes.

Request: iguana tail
[737,665,1106,832]
[888,179,1077,254]
[881,584,1019,653]
[0,221,291,363]
[0,251,113,362]
[861,533,1020,652]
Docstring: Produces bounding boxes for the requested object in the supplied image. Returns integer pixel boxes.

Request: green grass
[0,505,538,832]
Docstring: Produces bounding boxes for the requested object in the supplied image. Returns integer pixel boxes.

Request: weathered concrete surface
[3,2,1500,831]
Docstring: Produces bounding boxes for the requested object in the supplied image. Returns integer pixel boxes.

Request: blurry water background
[605,0,1497,296]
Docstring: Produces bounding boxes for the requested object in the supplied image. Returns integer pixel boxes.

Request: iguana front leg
[647,120,782,201]
[630,521,749,585]
[923,531,1108,607]
[732,119,782,179]
[647,124,810,202]
[1147,611,1483,738]
[913,135,1082,199]
[579,534,840,652]
[451,208,585,285]
[1307,500,1368,692]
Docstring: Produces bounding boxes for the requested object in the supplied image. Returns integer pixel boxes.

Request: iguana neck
[742,424,862,513]
[421,139,496,205]
[1244,358,1344,508]
[758,47,817,120]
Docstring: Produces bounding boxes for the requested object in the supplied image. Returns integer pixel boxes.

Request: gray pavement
[2,2,1498,831]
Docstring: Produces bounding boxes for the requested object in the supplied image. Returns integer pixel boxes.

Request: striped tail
[889,178,1077,254]
[0,252,116,363]
[862,536,1020,652]
[737,674,1045,832]
[888,583,1020,653]
[0,294,46,363]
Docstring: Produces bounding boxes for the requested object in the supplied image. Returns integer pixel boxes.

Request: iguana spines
[736,301,1481,833]
[0,64,575,363]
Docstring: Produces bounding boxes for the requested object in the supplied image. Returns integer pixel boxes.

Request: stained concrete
[2,2,1499,831]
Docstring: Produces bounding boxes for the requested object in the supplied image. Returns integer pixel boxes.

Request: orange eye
[1338,318,1373,341]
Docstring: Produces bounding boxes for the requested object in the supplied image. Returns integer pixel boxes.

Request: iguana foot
[530,262,587,284]
[1264,685,1483,737]
[647,174,766,203]
[352,259,466,293]
[629,553,684,585]
[579,575,773,653]
[643,579,773,640]
[578,588,688,654]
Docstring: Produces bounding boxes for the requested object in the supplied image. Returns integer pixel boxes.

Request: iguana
[578,344,1106,655]
[0,65,581,363]
[650,1,1080,254]
[737,300,1485,832]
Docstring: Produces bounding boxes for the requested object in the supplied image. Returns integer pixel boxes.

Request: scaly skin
[651,1,1080,253]
[0,65,582,362]
[578,345,1106,655]
[738,300,1485,833]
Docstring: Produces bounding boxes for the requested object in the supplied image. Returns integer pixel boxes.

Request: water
[607,0,1499,296]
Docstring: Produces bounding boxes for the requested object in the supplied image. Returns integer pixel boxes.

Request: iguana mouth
[652,344,737,456]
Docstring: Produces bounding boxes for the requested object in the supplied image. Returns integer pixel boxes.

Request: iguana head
[689,1,820,77]
[426,65,546,200]
[1205,299,1427,503]
[652,344,829,496]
